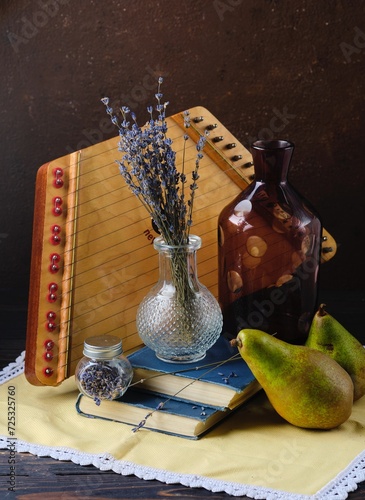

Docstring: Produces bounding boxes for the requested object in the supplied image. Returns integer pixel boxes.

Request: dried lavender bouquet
[102,78,207,307]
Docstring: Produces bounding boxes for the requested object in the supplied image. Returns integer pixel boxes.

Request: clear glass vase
[136,235,223,363]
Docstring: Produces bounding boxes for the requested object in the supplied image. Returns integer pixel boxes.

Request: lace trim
[315,450,365,499]
[0,435,364,499]
[1,355,365,498]
[0,436,311,499]
[0,351,25,384]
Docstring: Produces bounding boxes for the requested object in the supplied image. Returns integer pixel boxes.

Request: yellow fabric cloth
[1,369,365,497]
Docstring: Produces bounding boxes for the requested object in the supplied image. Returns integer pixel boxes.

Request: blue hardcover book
[128,336,261,410]
[76,389,234,439]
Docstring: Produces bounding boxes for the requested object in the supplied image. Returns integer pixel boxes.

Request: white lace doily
[0,351,25,384]
[1,353,364,499]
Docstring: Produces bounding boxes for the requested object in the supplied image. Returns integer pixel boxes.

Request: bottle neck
[158,248,198,282]
[251,140,294,183]
[154,236,200,292]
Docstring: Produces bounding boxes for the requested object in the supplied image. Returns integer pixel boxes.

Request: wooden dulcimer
[25,106,337,386]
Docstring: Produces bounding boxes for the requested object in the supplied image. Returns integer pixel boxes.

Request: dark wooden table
[1,290,365,499]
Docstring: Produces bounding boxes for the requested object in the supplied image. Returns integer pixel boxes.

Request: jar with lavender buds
[75,335,133,405]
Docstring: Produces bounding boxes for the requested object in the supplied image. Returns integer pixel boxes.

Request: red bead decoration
[44,339,55,350]
[50,235,61,245]
[53,167,64,188]
[52,197,63,216]
[49,253,61,274]
[47,282,58,303]
[50,224,62,245]
[44,351,53,361]
[46,311,56,320]
[46,321,57,332]
[44,367,53,377]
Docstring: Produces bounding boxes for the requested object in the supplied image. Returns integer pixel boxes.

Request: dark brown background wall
[1,0,365,309]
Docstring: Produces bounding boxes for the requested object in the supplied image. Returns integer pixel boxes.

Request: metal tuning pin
[47,282,58,303]
[320,235,333,253]
[49,253,61,274]
[50,225,61,245]
[43,367,54,377]
[206,123,218,131]
[212,136,224,143]
[53,167,64,188]
[44,339,55,350]
[226,143,236,149]
[45,311,57,332]
[46,322,57,332]
[243,161,254,168]
[193,116,204,123]
[52,197,63,216]
[232,155,243,161]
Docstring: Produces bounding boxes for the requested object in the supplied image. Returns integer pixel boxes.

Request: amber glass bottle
[218,140,322,344]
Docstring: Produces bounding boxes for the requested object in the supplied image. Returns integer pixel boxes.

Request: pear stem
[318,303,328,317]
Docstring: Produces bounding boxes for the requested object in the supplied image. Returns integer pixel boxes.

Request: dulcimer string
[53,119,250,369]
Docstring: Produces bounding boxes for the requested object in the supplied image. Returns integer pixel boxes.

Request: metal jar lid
[83,335,123,359]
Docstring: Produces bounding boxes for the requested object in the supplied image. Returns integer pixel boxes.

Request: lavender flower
[78,362,131,405]
[132,402,165,433]
[102,78,206,247]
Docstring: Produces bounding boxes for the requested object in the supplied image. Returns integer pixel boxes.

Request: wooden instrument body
[25,106,337,386]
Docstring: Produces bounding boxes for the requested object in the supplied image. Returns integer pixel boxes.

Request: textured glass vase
[218,140,322,344]
[136,235,223,363]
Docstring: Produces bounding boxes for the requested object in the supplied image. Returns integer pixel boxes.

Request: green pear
[233,329,354,429]
[306,304,365,401]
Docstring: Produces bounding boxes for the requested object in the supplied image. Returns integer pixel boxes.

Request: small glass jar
[75,335,133,405]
